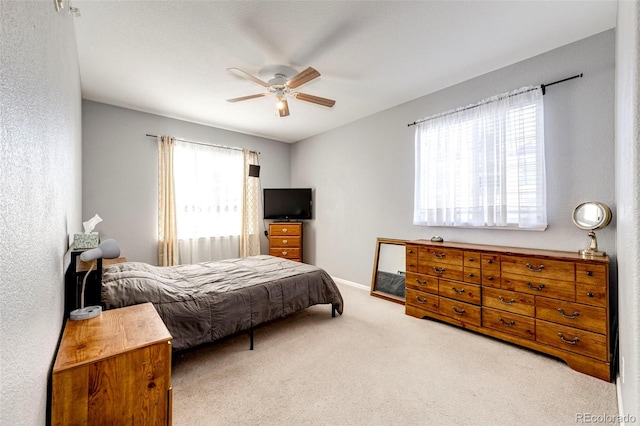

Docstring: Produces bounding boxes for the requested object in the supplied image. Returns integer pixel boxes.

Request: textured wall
[615,0,640,418]
[292,31,615,287]
[0,2,82,425]
[82,101,291,264]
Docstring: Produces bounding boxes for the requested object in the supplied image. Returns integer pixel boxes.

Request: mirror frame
[571,201,612,257]
[572,201,612,231]
[370,238,406,305]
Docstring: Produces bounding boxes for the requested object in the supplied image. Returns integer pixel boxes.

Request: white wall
[614,0,640,419]
[82,101,291,264]
[292,30,616,289]
[0,2,82,425]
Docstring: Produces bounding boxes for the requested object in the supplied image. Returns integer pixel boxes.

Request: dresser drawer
[536,297,607,334]
[463,267,481,284]
[482,307,535,340]
[536,320,608,361]
[576,283,607,307]
[575,263,607,285]
[439,280,481,305]
[270,236,301,248]
[419,247,463,266]
[482,287,535,317]
[406,288,439,313]
[438,298,481,326]
[481,253,501,271]
[269,248,300,260]
[501,255,575,281]
[269,223,301,236]
[481,271,501,288]
[501,273,575,300]
[419,262,464,281]
[405,245,418,272]
[406,245,418,272]
[464,251,481,268]
[405,272,438,294]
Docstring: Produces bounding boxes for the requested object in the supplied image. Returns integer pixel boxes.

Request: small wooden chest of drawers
[405,240,611,381]
[52,303,173,425]
[269,222,303,262]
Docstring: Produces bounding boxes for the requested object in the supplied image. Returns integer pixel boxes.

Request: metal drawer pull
[486,259,493,264]
[452,287,465,295]
[433,252,446,259]
[586,271,594,276]
[499,318,516,327]
[282,228,288,232]
[525,263,545,272]
[486,276,494,281]
[468,257,475,262]
[498,296,515,305]
[408,249,414,254]
[468,273,475,277]
[282,251,288,256]
[557,308,580,319]
[416,296,427,304]
[526,282,545,291]
[282,239,288,244]
[558,333,579,345]
[433,267,446,274]
[416,279,426,286]
[587,292,595,298]
[452,306,466,315]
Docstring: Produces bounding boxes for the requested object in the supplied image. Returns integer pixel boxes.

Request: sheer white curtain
[241,149,261,257]
[414,86,546,229]
[173,141,243,263]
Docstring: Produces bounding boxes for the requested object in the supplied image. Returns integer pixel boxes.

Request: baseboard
[616,372,626,425]
[332,276,368,291]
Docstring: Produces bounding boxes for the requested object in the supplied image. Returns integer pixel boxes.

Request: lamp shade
[80,238,120,262]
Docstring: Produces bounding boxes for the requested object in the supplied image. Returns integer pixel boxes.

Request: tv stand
[268,222,302,262]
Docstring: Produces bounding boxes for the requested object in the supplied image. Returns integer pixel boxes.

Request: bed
[100,255,344,351]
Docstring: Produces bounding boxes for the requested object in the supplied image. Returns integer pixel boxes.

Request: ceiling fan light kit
[227,66,336,118]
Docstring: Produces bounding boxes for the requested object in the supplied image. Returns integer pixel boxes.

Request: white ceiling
[72,1,617,143]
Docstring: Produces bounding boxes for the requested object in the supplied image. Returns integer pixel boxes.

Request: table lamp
[70,238,121,320]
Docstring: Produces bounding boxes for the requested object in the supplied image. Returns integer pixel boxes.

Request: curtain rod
[146,134,260,155]
[407,73,583,127]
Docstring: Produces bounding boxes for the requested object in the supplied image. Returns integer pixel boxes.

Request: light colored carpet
[171,281,618,425]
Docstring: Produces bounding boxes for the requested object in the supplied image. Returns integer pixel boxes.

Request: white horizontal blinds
[173,140,243,239]
[414,86,546,229]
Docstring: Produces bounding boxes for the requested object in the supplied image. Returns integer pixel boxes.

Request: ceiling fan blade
[227,68,269,87]
[277,98,290,117]
[286,67,321,89]
[293,92,336,108]
[226,93,268,103]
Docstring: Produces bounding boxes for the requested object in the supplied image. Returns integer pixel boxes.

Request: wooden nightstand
[52,303,173,425]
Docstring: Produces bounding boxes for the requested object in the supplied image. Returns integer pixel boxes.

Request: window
[413,86,546,230]
[173,141,243,263]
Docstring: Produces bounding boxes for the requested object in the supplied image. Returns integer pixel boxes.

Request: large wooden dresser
[269,222,303,262]
[405,240,611,381]
[52,303,173,425]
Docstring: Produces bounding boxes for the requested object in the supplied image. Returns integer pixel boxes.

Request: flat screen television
[263,188,312,221]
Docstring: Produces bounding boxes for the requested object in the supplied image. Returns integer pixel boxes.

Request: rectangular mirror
[370,238,406,304]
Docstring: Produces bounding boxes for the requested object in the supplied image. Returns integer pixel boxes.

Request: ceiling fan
[226,66,336,117]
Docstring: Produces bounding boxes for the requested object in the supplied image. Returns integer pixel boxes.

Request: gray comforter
[102,255,344,351]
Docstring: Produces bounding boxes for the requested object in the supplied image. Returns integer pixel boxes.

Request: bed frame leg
[249,327,254,350]
[332,304,336,318]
